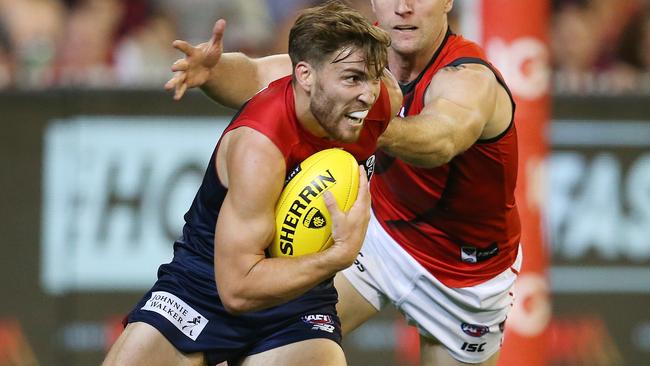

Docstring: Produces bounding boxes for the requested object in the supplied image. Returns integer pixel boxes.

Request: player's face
[309,48,381,143]
[371,0,453,56]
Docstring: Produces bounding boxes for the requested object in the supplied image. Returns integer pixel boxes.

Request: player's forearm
[219,252,345,314]
[200,53,266,109]
[378,115,457,168]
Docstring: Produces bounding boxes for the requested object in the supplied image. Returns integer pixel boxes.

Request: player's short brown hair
[289,1,390,80]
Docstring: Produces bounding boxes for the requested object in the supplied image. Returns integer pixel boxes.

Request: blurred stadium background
[1,0,649,365]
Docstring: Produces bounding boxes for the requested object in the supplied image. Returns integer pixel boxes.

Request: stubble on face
[309,76,362,143]
[307,48,375,143]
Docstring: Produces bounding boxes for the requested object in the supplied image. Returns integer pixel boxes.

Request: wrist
[321,242,356,272]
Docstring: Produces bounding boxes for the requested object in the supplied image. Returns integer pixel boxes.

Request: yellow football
[269,148,359,258]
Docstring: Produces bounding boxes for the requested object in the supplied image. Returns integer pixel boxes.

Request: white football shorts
[341,212,522,363]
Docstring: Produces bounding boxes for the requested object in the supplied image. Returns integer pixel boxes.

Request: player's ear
[445,0,454,13]
[294,61,314,93]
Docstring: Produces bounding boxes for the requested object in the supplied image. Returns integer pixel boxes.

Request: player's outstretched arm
[214,130,370,314]
[378,63,504,168]
[165,19,292,108]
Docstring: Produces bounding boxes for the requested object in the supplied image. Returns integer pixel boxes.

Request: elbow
[437,141,457,165]
[220,292,250,315]
[218,282,254,315]
[411,140,456,168]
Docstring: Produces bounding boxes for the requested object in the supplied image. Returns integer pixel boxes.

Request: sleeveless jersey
[178,75,391,261]
[371,30,520,287]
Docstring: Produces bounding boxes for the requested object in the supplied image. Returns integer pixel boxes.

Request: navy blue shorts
[125,246,341,365]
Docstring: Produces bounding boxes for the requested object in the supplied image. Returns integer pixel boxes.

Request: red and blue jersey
[126,75,393,364]
[181,75,392,261]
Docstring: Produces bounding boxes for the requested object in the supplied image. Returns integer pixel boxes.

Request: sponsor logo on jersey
[461,323,490,337]
[460,243,499,263]
[461,247,478,263]
[141,291,208,340]
[301,314,336,333]
[303,207,327,229]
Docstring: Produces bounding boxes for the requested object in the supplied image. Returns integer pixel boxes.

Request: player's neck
[388,24,448,84]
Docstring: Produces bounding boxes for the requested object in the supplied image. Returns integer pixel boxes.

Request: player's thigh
[420,336,500,366]
[238,338,345,366]
[334,272,379,335]
[102,322,205,366]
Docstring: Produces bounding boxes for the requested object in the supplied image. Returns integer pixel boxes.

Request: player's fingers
[358,165,369,190]
[174,81,188,101]
[171,73,187,99]
[164,72,183,90]
[171,59,188,72]
[323,191,342,218]
[352,166,370,210]
[210,19,226,48]
[172,40,195,56]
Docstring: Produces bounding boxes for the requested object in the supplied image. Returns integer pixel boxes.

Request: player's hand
[322,166,371,270]
[164,19,226,100]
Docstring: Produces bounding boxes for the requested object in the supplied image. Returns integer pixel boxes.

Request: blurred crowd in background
[1,0,650,94]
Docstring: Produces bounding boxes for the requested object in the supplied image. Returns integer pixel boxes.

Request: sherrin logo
[270,148,359,258]
[278,169,336,255]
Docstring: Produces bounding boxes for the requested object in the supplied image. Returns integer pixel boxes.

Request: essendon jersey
[371,30,521,287]
[178,75,391,260]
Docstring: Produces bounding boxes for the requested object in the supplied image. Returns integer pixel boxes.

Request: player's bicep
[214,130,285,286]
[423,64,498,149]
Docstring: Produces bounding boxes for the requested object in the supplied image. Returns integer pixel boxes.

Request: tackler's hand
[164,19,226,100]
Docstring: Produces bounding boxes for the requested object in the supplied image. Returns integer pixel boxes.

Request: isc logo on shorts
[301,314,335,333]
[141,291,208,340]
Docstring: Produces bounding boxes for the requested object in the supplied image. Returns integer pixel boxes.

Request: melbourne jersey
[178,75,391,261]
[371,30,520,287]
[125,76,390,363]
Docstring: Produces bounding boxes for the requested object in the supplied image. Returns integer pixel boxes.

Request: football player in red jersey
[166,1,520,365]
[103,3,401,366]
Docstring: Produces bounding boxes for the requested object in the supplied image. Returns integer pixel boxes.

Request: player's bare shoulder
[429,63,498,103]
[431,63,512,139]
[216,127,285,190]
[381,69,403,117]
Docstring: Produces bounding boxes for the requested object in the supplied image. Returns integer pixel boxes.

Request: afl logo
[303,207,327,229]
[461,323,490,337]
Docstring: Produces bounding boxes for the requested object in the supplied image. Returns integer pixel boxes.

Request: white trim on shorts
[342,212,522,364]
